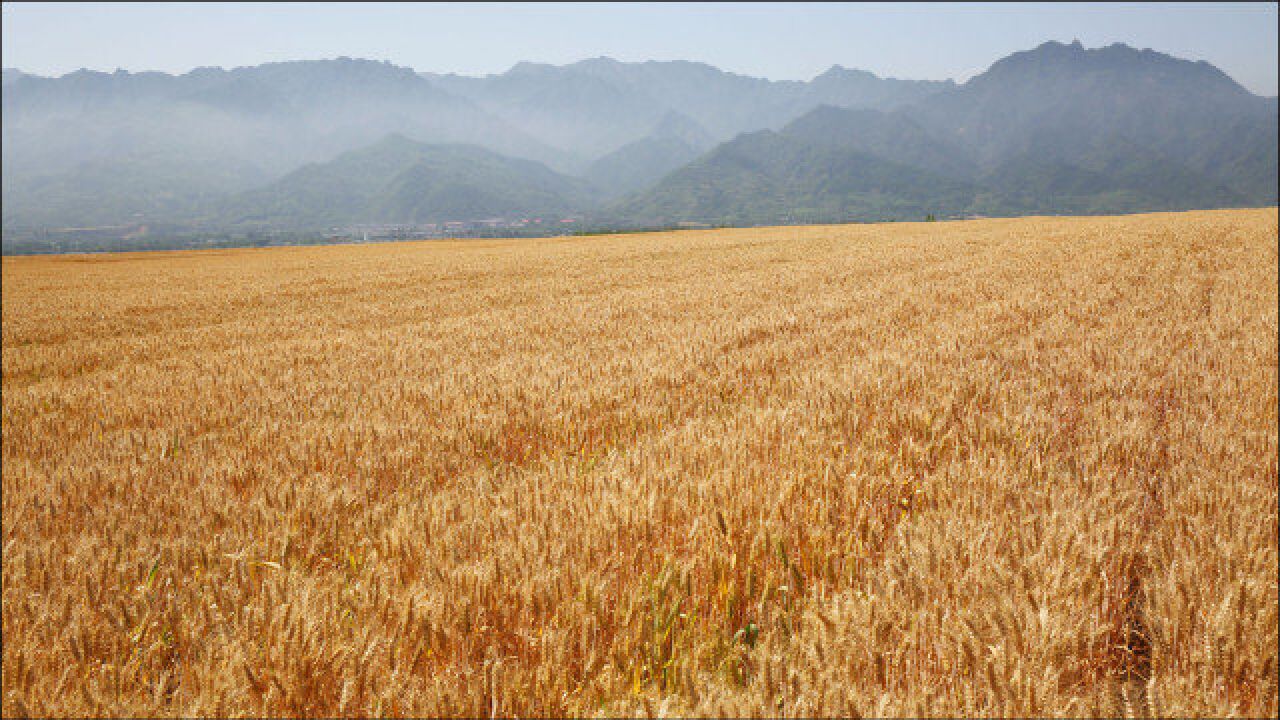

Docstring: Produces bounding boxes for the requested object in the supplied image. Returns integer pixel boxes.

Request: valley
[4,41,1276,253]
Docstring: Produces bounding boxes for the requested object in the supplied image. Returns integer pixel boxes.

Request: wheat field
[2,208,1277,717]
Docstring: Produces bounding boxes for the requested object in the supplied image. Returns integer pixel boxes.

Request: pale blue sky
[3,2,1277,95]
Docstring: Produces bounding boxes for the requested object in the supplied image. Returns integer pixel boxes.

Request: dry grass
[2,208,1276,717]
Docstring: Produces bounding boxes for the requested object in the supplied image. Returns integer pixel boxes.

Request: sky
[3,2,1277,95]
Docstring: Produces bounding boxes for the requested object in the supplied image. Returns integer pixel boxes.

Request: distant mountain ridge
[2,41,1276,244]
[217,134,594,229]
[1,68,36,86]
[2,58,552,165]
[611,41,1276,226]
[2,58,571,228]
[3,55,956,230]
[583,111,717,198]
[421,56,953,160]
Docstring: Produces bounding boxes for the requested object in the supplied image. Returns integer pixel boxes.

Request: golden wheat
[2,208,1277,717]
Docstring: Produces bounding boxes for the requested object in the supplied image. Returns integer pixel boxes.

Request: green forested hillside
[606,130,978,226]
[219,135,594,228]
[606,41,1276,227]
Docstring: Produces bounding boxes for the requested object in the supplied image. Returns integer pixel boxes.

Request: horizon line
[2,38,1239,90]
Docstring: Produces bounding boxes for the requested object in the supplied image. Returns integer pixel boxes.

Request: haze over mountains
[618,42,1278,226]
[2,40,1276,250]
[221,133,595,229]
[421,57,952,167]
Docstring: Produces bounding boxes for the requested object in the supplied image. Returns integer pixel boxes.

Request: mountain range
[2,41,1276,248]
[420,56,952,166]
[614,41,1275,226]
[219,133,593,229]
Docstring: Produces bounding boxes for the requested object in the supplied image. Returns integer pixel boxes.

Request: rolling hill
[218,134,594,228]
[606,128,978,226]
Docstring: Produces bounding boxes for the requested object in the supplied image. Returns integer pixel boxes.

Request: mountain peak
[971,39,1249,96]
[507,61,556,76]
[372,131,418,148]
[814,65,880,83]
[651,110,715,149]
[1,67,33,86]
[1026,38,1092,57]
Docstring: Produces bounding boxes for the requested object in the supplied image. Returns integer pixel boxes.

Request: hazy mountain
[422,56,954,163]
[979,134,1248,215]
[912,41,1276,189]
[2,58,573,228]
[647,110,716,150]
[3,59,565,167]
[606,129,978,226]
[1180,101,1278,204]
[2,150,269,229]
[615,41,1276,226]
[779,105,977,180]
[919,40,1277,206]
[2,68,35,86]
[5,55,956,231]
[218,134,593,229]
[584,111,716,198]
[2,42,1274,244]
[423,60,668,164]
[801,65,956,112]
